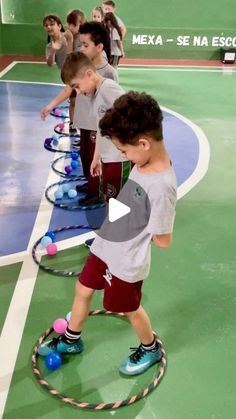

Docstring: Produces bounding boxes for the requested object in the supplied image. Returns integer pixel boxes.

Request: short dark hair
[43,14,63,27]
[103,0,116,7]
[79,21,111,62]
[61,51,96,84]
[99,91,163,145]
[67,9,86,25]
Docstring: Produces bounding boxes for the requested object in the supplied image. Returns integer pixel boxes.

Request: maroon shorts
[79,253,143,313]
[70,88,77,99]
[102,161,133,202]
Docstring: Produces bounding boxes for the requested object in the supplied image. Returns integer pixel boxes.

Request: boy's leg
[77,130,102,202]
[68,281,94,332]
[102,274,161,376]
[119,306,162,375]
[125,305,154,345]
[38,281,94,356]
[69,89,77,133]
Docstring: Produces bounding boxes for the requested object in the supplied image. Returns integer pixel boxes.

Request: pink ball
[58,123,65,130]
[54,108,61,116]
[46,243,57,255]
[53,318,68,334]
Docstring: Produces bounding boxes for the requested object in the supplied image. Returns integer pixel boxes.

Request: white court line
[0,152,65,417]
[162,106,210,199]
[0,232,96,268]
[0,61,17,78]
[0,79,63,86]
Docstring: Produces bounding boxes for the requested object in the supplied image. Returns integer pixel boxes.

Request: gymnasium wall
[0,0,236,59]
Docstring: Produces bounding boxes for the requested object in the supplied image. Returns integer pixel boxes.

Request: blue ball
[71,152,79,160]
[40,236,52,248]
[45,352,62,371]
[54,190,63,200]
[65,311,71,322]
[45,231,56,242]
[62,184,71,194]
[61,110,67,117]
[52,133,59,141]
[71,160,79,170]
[68,189,77,199]
[52,139,59,146]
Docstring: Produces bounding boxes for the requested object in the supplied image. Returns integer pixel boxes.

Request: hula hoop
[44,136,77,154]
[51,155,83,178]
[50,105,69,119]
[32,310,167,410]
[32,224,94,276]
[54,121,80,137]
[45,178,105,210]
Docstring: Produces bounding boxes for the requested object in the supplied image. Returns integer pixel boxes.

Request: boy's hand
[90,159,102,177]
[40,105,52,120]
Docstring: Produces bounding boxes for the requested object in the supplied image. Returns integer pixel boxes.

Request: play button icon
[108,198,131,222]
[85,178,151,243]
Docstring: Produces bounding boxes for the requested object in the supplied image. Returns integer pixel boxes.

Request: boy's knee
[124,306,140,319]
[75,280,94,299]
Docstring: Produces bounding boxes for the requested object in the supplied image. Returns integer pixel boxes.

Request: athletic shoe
[37,335,84,357]
[84,238,95,248]
[72,139,80,148]
[76,182,88,193]
[119,343,162,376]
[69,123,78,135]
[78,195,104,207]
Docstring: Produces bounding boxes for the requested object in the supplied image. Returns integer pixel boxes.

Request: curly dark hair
[99,91,163,144]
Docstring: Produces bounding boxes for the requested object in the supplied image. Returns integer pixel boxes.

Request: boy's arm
[46,40,63,66]
[90,130,102,177]
[64,29,74,54]
[40,85,73,120]
[152,233,172,248]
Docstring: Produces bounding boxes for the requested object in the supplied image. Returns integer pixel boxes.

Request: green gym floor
[0,62,236,419]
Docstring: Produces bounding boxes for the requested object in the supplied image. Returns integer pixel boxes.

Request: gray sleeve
[116,15,125,28]
[107,67,118,83]
[147,192,176,235]
[98,82,125,118]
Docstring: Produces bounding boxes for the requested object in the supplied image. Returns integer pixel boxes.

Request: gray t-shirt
[73,37,81,52]
[115,15,125,29]
[46,36,67,69]
[110,28,122,56]
[73,63,118,130]
[92,78,126,162]
[91,164,177,282]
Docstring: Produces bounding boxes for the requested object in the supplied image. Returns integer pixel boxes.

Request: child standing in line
[91,6,104,23]
[43,15,66,69]
[61,51,132,207]
[65,9,86,133]
[102,0,126,38]
[104,12,123,68]
[38,91,177,376]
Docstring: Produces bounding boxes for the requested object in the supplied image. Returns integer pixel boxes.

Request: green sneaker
[119,344,162,376]
[38,335,84,357]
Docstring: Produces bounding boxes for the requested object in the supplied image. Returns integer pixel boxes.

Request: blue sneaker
[119,344,162,376]
[38,336,84,357]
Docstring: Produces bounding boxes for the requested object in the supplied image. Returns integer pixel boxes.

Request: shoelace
[129,345,146,364]
[48,336,61,349]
